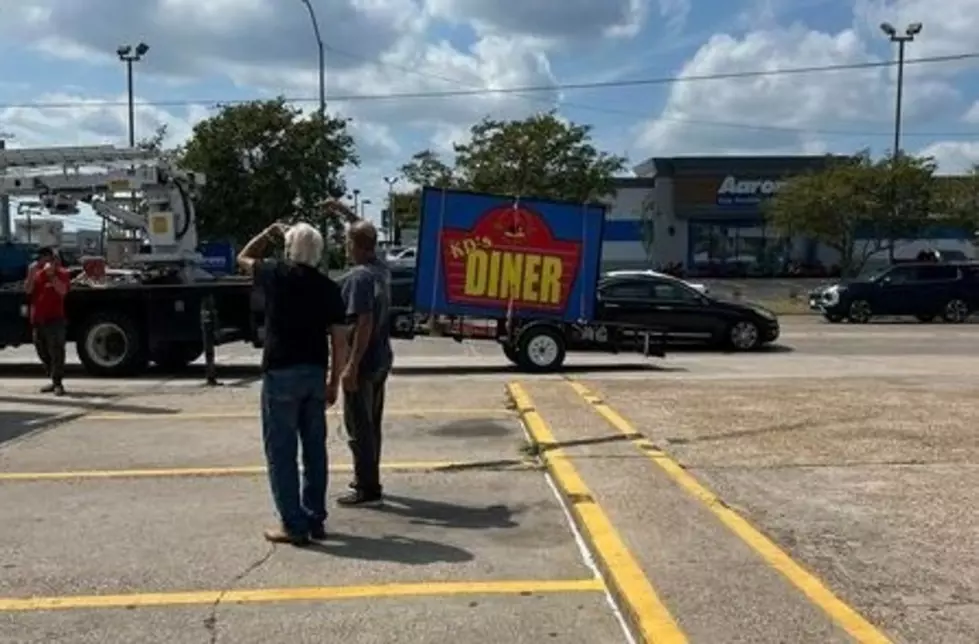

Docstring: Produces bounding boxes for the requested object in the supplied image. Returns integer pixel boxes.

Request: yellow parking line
[506,383,687,644]
[84,408,512,421]
[0,578,604,612]
[0,459,534,482]
[565,380,893,644]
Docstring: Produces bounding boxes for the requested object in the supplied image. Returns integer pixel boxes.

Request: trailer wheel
[151,342,203,371]
[76,311,148,377]
[516,326,566,372]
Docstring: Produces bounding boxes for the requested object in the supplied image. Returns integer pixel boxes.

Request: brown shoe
[263,528,310,546]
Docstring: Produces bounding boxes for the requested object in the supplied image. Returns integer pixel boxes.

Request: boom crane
[0,144,205,267]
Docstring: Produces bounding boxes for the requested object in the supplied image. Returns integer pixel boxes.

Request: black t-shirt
[255,260,346,371]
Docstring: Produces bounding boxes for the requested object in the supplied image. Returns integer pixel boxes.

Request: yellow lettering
[500,253,523,300]
[540,256,562,305]
[464,250,488,296]
[486,250,502,298]
[522,254,542,302]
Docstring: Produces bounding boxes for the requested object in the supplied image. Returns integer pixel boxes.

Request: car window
[650,280,703,302]
[601,280,653,299]
[882,266,916,284]
[915,265,959,281]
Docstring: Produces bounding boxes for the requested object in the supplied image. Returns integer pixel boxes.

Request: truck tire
[76,311,148,377]
[151,342,203,371]
[516,326,566,372]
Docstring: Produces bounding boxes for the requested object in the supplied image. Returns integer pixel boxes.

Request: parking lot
[1,319,977,642]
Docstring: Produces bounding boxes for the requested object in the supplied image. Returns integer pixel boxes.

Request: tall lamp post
[383,175,399,242]
[0,131,13,242]
[880,21,922,260]
[300,0,326,118]
[116,42,150,147]
[360,199,371,219]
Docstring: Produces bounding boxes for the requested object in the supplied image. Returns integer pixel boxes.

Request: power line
[2,50,978,139]
[323,44,950,139]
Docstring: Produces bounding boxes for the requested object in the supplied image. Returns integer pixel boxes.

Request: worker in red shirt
[25,247,70,396]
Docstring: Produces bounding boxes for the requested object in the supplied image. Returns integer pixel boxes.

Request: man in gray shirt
[338,220,393,506]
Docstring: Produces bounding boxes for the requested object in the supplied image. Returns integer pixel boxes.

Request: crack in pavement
[203,544,277,644]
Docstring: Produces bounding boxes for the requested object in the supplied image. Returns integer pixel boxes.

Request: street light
[0,131,13,241]
[117,42,150,147]
[880,22,921,261]
[351,188,361,215]
[299,0,326,117]
[880,22,922,157]
[360,199,371,219]
[383,176,399,241]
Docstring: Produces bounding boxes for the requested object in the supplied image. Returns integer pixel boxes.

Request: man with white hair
[238,221,348,546]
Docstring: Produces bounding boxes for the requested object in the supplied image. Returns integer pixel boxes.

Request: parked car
[809,262,979,323]
[596,271,780,350]
[603,269,710,294]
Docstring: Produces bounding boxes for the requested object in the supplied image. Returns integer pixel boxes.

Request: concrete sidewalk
[508,380,890,644]
[0,380,628,643]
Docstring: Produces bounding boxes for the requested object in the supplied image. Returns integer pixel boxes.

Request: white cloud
[964,101,979,124]
[424,0,649,40]
[920,141,979,174]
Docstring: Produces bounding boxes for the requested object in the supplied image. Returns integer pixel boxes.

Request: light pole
[300,0,326,117]
[351,189,360,216]
[383,176,399,242]
[880,21,921,260]
[880,22,921,158]
[116,42,150,147]
[0,131,13,241]
[360,199,371,219]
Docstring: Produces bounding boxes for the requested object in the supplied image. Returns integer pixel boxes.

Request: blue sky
[1,0,978,232]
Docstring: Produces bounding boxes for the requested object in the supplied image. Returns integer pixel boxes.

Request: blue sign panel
[413,188,606,323]
[198,242,235,275]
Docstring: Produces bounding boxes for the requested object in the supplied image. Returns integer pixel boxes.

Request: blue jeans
[261,365,328,536]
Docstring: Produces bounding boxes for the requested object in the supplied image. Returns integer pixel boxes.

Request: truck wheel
[151,342,203,371]
[516,326,566,372]
[76,312,148,377]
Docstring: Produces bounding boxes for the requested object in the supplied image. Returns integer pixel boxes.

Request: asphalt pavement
[1,319,977,642]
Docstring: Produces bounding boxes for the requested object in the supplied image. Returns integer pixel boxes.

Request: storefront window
[688,221,799,277]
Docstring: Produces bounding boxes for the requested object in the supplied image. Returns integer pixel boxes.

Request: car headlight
[823,285,841,306]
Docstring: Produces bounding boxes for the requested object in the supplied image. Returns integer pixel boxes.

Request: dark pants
[261,365,329,537]
[33,320,66,385]
[344,370,388,495]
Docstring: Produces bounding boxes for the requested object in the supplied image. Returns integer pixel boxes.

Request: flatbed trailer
[0,278,255,377]
[387,187,668,372]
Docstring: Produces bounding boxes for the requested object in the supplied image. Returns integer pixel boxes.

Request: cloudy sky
[1,0,979,230]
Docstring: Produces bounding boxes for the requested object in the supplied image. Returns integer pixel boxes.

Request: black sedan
[595,271,780,350]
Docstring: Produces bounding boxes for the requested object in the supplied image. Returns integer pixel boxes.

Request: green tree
[937,165,979,234]
[399,112,626,203]
[400,150,457,188]
[179,98,358,244]
[765,153,938,275]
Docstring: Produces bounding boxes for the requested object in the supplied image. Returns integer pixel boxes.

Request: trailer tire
[151,342,203,371]
[76,311,148,377]
[516,326,566,372]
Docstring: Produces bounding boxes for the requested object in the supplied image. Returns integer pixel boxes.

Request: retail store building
[602,155,974,275]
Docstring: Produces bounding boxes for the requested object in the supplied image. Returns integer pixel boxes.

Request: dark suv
[809,262,979,323]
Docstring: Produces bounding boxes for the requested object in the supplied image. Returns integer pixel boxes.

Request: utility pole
[880,21,921,262]
[383,176,399,242]
[0,133,11,242]
[300,0,326,117]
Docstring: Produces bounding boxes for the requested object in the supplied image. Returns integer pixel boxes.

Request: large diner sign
[413,188,605,322]
[716,175,785,206]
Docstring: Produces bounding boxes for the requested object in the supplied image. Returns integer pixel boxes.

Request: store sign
[716,175,785,206]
